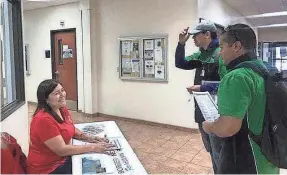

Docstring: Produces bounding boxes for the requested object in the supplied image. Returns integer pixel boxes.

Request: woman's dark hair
[33,79,64,123]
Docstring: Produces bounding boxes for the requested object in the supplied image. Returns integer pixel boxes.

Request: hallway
[28,104,213,174]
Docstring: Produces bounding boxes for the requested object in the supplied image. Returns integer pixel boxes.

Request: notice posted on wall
[145,60,154,75]
[193,91,219,122]
[155,65,164,79]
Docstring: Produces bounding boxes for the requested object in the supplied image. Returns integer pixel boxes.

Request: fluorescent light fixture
[247,11,287,18]
[27,0,55,2]
[257,23,287,28]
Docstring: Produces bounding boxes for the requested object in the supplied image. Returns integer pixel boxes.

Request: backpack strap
[233,62,269,146]
[234,61,268,79]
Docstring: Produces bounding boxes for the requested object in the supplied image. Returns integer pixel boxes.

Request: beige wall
[1,105,29,154]
[198,0,258,42]
[198,0,251,26]
[258,27,287,42]
[90,0,199,128]
[89,0,255,128]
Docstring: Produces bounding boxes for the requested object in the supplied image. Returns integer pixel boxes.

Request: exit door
[51,29,78,111]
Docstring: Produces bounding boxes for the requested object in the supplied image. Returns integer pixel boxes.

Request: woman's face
[46,84,66,109]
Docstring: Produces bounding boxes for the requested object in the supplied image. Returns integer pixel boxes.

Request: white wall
[91,0,199,128]
[258,27,287,42]
[1,105,29,154]
[198,0,258,41]
[23,1,93,113]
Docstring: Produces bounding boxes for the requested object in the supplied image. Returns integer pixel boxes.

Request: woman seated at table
[26,79,115,174]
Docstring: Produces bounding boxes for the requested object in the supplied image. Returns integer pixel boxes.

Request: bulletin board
[118,35,168,82]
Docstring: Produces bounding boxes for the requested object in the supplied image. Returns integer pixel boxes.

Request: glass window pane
[58,39,63,65]
[1,1,16,108]
[274,46,287,71]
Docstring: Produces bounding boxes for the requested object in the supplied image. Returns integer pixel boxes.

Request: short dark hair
[200,31,217,40]
[221,24,256,51]
[210,32,217,40]
[33,79,64,123]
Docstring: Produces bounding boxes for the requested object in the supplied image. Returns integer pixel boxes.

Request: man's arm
[175,43,202,70]
[204,116,242,137]
[203,71,253,137]
[200,83,219,92]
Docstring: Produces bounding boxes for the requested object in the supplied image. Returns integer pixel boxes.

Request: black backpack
[235,61,287,168]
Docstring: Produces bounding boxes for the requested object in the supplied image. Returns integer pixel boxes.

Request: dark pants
[198,123,222,174]
[50,157,72,174]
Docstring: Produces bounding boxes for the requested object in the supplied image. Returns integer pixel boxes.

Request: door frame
[50,28,78,111]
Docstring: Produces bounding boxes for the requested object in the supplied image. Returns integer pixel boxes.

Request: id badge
[200,69,205,77]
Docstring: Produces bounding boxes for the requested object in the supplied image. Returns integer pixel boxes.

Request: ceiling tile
[223,0,261,16]
[281,0,287,10]
[255,0,283,13]
[24,0,80,11]
[248,15,287,26]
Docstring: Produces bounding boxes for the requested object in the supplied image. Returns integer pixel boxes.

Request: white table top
[72,121,147,175]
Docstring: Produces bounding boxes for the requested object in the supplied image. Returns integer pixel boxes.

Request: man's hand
[202,121,213,134]
[179,27,191,45]
[186,85,201,94]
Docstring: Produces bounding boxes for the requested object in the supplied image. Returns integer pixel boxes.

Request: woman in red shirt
[27,79,115,174]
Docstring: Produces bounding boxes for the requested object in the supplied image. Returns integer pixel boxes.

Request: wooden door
[52,29,77,110]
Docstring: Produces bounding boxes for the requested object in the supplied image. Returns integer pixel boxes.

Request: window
[1,0,25,121]
[259,42,287,73]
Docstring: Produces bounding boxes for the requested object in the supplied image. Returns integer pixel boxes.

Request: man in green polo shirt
[202,23,279,174]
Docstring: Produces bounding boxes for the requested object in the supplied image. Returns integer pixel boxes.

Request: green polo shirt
[185,48,227,79]
[218,59,279,174]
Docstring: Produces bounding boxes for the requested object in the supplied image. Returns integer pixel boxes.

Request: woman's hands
[87,136,109,143]
[88,142,116,153]
[80,133,109,143]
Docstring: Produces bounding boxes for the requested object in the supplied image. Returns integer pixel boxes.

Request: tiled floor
[28,104,213,174]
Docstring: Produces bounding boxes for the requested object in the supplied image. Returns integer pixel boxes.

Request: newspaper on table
[73,122,134,174]
[193,91,220,122]
[79,149,133,174]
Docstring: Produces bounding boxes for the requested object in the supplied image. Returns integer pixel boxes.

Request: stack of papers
[193,91,220,122]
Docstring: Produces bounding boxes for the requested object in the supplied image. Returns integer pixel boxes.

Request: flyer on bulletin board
[144,50,154,59]
[121,41,132,56]
[155,39,162,50]
[122,58,132,73]
[131,59,140,73]
[154,48,163,63]
[144,39,154,50]
[145,60,154,75]
[155,65,164,79]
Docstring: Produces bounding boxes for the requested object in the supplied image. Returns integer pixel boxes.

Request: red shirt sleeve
[34,117,60,143]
